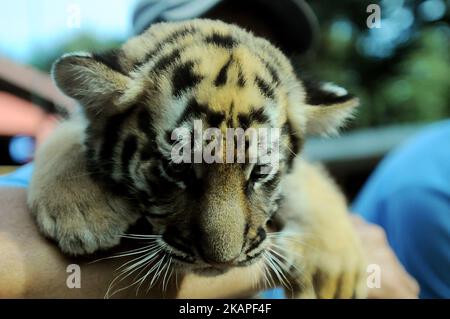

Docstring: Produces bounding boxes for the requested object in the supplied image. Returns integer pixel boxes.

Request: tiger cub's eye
[250,164,272,182]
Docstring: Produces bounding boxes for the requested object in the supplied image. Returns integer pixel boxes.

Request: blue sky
[0,0,139,63]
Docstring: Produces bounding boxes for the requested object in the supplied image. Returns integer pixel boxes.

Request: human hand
[350,215,420,298]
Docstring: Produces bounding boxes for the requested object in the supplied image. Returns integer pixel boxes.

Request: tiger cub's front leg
[274,161,367,299]
[28,118,140,255]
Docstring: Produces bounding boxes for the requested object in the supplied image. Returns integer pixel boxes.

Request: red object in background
[0,56,76,161]
[0,91,59,146]
[0,56,75,113]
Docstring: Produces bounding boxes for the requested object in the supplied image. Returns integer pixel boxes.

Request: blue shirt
[353,120,450,298]
[0,163,33,188]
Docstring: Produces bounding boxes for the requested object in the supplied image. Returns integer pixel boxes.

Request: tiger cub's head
[52,19,358,275]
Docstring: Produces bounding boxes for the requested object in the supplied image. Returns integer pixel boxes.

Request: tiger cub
[28,19,366,298]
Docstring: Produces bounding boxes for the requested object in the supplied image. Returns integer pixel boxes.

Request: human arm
[350,214,420,299]
[0,188,263,298]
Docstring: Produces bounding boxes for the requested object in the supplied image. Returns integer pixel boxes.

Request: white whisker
[105,242,164,299]
[261,253,276,288]
[162,257,172,292]
[266,250,292,290]
[147,255,167,292]
[115,245,161,273]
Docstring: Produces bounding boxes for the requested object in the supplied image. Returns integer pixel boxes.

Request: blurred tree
[26,1,450,130]
[29,34,121,72]
[299,0,450,130]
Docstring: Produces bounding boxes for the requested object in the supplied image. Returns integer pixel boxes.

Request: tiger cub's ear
[293,79,359,136]
[51,50,130,113]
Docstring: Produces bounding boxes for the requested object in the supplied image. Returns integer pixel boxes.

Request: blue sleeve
[377,188,450,299]
[0,163,34,188]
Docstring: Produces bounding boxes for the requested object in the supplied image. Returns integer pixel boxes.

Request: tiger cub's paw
[280,229,368,299]
[30,194,138,256]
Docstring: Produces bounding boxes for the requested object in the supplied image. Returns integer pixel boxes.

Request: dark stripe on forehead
[163,26,197,44]
[249,108,270,124]
[177,98,205,126]
[214,56,232,87]
[151,48,181,74]
[120,135,138,177]
[237,113,250,129]
[208,111,226,128]
[237,67,246,87]
[255,76,275,100]
[98,107,136,174]
[172,61,203,97]
[205,33,237,49]
[135,27,197,68]
[226,102,235,127]
[263,60,280,85]
[92,49,126,75]
[176,98,224,128]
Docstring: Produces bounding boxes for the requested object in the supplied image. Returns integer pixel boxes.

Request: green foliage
[26,1,450,130]
[29,33,121,72]
[302,0,450,130]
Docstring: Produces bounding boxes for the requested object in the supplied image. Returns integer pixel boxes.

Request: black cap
[132,0,319,55]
